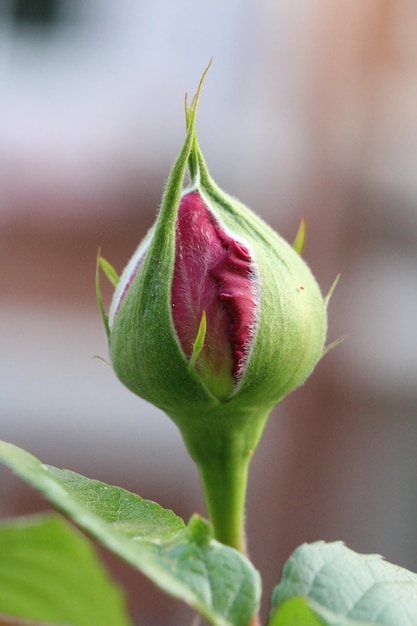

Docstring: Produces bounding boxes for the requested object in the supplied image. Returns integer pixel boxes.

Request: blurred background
[1,0,417,624]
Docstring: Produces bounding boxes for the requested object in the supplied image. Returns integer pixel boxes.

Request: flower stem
[197,434,252,553]
[175,408,270,626]
[179,407,271,554]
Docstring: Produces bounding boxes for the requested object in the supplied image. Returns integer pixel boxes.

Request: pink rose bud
[98,73,328,430]
[97,68,331,552]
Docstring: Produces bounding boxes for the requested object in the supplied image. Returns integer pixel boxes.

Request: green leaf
[269,541,417,626]
[0,513,131,626]
[0,615,62,626]
[268,597,325,626]
[0,441,260,626]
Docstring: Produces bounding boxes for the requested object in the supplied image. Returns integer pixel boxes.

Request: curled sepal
[96,252,120,340]
[320,273,344,359]
[324,272,340,309]
[321,334,346,360]
[99,257,119,288]
[293,217,306,255]
[188,311,207,371]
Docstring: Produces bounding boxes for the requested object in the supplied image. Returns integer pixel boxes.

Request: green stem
[196,430,263,625]
[197,435,252,553]
[177,408,270,626]
[178,407,271,554]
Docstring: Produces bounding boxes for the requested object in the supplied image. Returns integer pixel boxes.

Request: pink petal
[171,191,256,386]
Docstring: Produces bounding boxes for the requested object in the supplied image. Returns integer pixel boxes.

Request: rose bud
[97,68,329,552]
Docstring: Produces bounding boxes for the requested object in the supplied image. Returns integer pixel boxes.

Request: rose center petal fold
[171,191,256,397]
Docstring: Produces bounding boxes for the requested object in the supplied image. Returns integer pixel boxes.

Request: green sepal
[324,273,340,309]
[321,274,344,359]
[99,256,119,287]
[95,250,110,340]
[108,68,221,415]
[293,217,307,255]
[189,311,207,371]
[321,335,346,360]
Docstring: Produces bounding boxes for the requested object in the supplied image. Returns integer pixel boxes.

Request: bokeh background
[1,1,417,624]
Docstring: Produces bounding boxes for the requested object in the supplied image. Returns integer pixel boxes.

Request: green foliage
[2,441,417,625]
[0,513,131,626]
[269,541,417,626]
[0,441,260,626]
[268,597,326,626]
